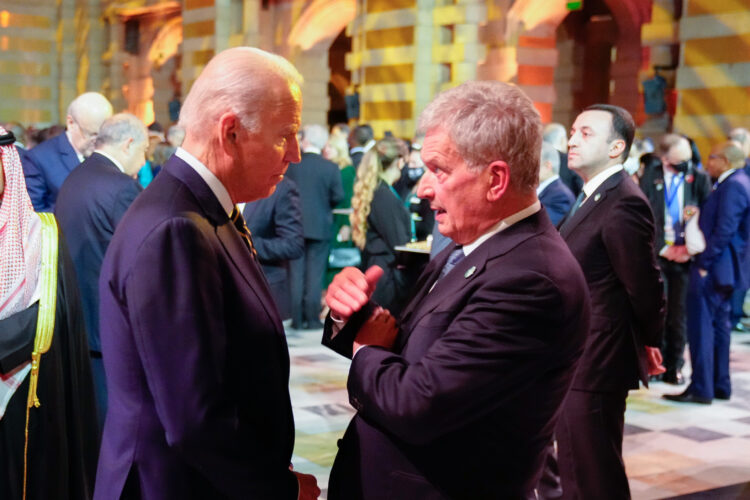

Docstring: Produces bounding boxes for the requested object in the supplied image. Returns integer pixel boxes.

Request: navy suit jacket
[243,177,304,318]
[559,170,665,391]
[285,152,344,240]
[323,210,590,499]
[539,177,575,226]
[696,169,750,291]
[55,152,142,352]
[22,132,81,212]
[95,156,298,499]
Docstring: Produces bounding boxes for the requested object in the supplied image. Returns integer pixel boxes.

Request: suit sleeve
[110,181,142,229]
[697,181,750,272]
[21,149,51,212]
[346,274,586,445]
[329,164,344,208]
[252,181,304,262]
[694,171,712,207]
[602,195,665,347]
[125,218,298,499]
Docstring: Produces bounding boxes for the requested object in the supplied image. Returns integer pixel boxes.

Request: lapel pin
[656,184,663,191]
[594,193,601,202]
[465,266,476,278]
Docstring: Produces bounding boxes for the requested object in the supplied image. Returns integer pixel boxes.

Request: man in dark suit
[665,142,750,404]
[544,122,583,197]
[22,92,113,212]
[55,113,147,427]
[640,134,711,384]
[728,127,750,330]
[242,177,304,320]
[322,81,590,499]
[285,124,344,329]
[94,48,319,500]
[538,142,575,225]
[348,124,374,170]
[557,104,665,499]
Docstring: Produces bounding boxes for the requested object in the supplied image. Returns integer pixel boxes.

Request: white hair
[302,124,329,151]
[67,92,113,122]
[543,123,568,152]
[540,142,560,175]
[418,80,542,192]
[166,125,186,147]
[178,47,303,137]
[95,113,147,148]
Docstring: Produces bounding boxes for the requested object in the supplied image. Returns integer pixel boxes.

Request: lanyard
[664,173,684,209]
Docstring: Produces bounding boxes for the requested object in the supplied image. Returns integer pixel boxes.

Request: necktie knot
[438,246,465,280]
[230,207,258,259]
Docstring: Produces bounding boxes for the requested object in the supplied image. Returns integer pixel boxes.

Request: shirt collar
[175,147,234,217]
[303,146,321,155]
[94,149,126,173]
[718,168,737,184]
[536,175,559,195]
[582,164,623,199]
[66,130,85,162]
[363,139,376,152]
[462,201,542,256]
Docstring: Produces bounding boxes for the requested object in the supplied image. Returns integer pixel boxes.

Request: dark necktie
[230,207,258,259]
[568,191,587,218]
[438,246,465,280]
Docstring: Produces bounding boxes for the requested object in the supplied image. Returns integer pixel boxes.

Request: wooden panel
[687,0,750,16]
[366,0,415,14]
[517,65,556,86]
[678,86,750,116]
[365,63,413,84]
[185,0,215,9]
[191,49,215,66]
[683,34,750,66]
[365,26,414,49]
[363,100,412,120]
[183,20,214,39]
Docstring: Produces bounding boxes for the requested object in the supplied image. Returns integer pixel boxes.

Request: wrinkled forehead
[667,140,692,163]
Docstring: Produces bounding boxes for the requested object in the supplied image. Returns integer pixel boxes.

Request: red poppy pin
[686,174,694,184]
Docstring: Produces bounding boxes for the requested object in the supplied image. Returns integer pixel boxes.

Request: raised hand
[325,265,384,320]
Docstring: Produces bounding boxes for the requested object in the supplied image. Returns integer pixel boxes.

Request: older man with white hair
[22,92,113,211]
[285,123,344,329]
[95,48,319,499]
[538,141,575,225]
[544,122,583,197]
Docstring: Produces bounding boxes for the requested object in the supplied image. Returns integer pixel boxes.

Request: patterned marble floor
[286,326,750,499]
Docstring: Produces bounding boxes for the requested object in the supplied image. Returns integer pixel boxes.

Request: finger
[342,267,370,290]
[364,266,384,292]
[326,297,353,318]
[339,280,370,305]
[333,287,365,312]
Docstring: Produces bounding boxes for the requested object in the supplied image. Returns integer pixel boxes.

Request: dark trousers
[730,286,748,326]
[91,353,107,434]
[289,238,329,327]
[556,389,630,500]
[659,258,690,372]
[686,268,732,399]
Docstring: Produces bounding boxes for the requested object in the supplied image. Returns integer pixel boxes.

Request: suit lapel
[57,133,81,172]
[163,157,285,337]
[560,170,625,238]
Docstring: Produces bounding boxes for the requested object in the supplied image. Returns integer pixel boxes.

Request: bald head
[543,123,568,153]
[66,92,113,157]
[729,127,750,157]
[178,47,303,141]
[659,134,692,172]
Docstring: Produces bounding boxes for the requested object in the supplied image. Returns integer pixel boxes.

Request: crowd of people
[1,45,749,500]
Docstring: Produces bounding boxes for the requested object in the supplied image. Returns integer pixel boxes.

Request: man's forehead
[573,110,611,131]
[422,129,456,153]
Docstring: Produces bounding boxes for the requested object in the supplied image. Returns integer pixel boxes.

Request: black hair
[585,104,635,161]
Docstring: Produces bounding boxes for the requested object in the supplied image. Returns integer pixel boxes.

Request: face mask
[407,167,424,181]
[671,160,690,173]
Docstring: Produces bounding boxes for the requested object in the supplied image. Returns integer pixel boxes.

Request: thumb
[364,266,384,293]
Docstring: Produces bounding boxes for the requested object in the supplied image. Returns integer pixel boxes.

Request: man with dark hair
[348,124,375,169]
[557,104,665,499]
[640,134,711,385]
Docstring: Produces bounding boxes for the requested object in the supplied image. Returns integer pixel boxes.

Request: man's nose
[286,136,301,163]
[417,171,435,199]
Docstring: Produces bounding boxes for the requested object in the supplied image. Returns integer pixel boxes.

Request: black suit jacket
[559,170,665,391]
[639,163,711,253]
[285,152,344,240]
[323,210,590,499]
[54,152,142,352]
[539,177,575,226]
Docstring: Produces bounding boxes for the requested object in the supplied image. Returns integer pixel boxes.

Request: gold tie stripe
[230,207,258,259]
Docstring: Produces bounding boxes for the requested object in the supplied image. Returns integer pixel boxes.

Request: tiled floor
[287,326,750,499]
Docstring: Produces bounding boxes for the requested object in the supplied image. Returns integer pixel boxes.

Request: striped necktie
[230,207,258,259]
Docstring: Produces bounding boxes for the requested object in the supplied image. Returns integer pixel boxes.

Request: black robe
[0,238,99,500]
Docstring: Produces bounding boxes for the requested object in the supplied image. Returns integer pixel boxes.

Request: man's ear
[609,138,626,160]
[217,112,240,154]
[487,160,510,202]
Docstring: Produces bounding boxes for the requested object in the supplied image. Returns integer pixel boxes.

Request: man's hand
[293,470,320,500]
[645,346,666,376]
[663,244,690,263]
[353,307,398,352]
[326,266,384,321]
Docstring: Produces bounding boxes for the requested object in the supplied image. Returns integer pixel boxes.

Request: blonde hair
[350,137,407,249]
[324,135,351,168]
